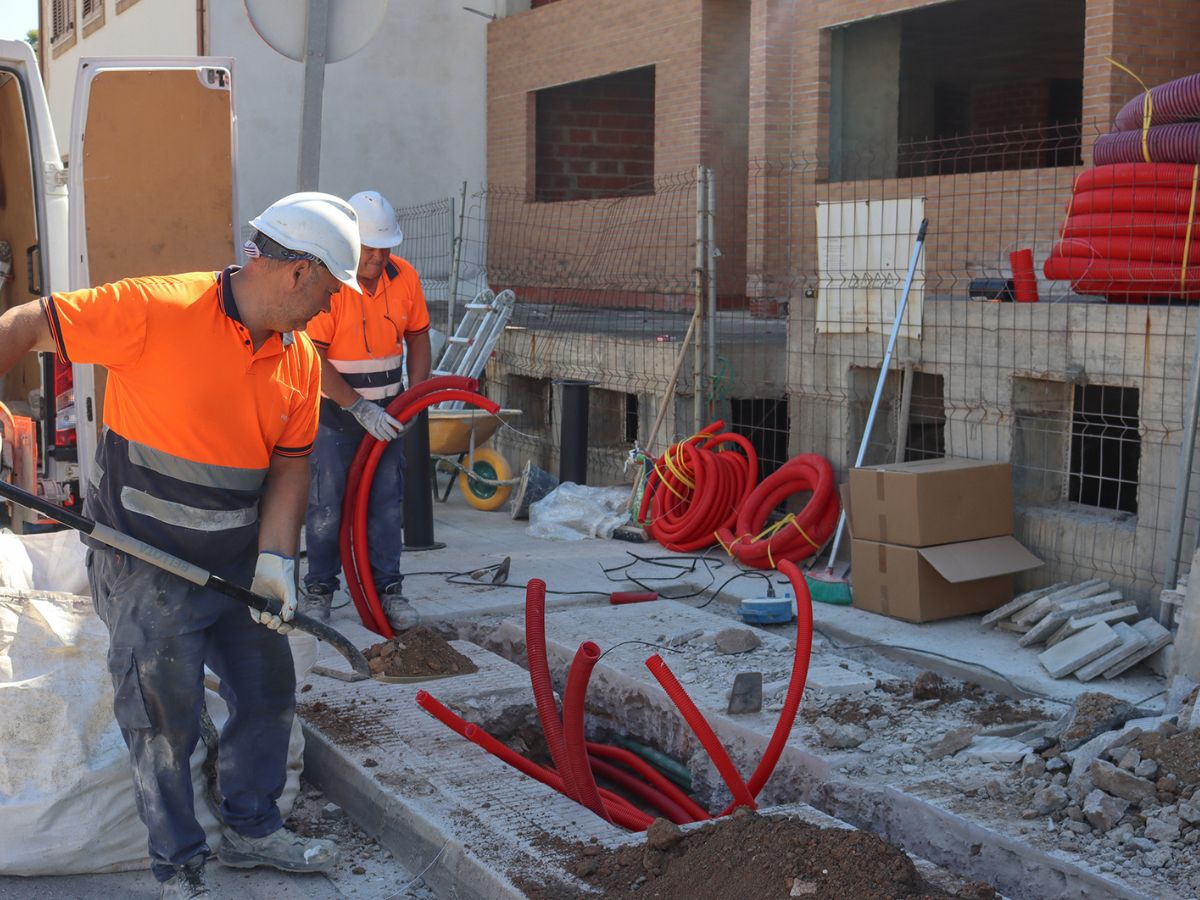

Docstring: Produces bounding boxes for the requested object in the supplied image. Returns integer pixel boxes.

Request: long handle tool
[0,479,370,677]
[814,218,930,585]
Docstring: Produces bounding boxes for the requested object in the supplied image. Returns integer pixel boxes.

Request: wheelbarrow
[429,408,521,510]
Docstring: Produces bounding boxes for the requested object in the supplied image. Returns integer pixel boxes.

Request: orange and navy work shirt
[305,255,430,419]
[42,267,320,576]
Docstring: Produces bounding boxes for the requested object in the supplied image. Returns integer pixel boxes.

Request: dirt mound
[363,626,478,678]
[1135,728,1200,785]
[531,812,996,899]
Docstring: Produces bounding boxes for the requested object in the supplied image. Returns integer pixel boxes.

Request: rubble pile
[982,581,1173,680]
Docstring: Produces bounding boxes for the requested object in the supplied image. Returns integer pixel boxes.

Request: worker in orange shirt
[0,193,361,899]
[302,191,431,630]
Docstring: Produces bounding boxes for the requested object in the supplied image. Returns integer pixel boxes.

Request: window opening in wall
[1068,385,1139,515]
[624,393,639,444]
[588,387,632,447]
[1011,376,1073,507]
[828,0,1084,181]
[730,397,789,483]
[903,372,945,462]
[507,375,551,434]
[534,66,655,203]
[51,0,76,43]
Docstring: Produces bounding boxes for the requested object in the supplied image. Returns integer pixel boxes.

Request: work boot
[382,584,419,631]
[160,856,212,898]
[217,826,339,873]
[300,585,333,622]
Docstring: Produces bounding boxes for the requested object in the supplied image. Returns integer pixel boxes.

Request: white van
[0,40,237,529]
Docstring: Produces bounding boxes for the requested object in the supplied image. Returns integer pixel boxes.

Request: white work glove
[250,551,297,634]
[346,396,404,441]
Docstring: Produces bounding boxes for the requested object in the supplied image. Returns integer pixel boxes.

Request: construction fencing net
[405,123,1200,606]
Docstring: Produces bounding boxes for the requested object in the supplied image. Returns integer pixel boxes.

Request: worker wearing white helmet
[302,190,432,629]
[0,191,360,897]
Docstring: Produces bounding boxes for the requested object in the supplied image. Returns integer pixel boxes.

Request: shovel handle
[0,479,371,677]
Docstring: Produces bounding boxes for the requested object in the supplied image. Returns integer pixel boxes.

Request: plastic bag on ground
[0,583,305,875]
[527,482,631,541]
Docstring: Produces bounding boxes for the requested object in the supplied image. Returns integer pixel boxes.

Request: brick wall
[534,67,655,202]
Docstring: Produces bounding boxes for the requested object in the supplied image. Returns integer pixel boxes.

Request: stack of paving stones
[998,687,1200,894]
[982,581,1173,680]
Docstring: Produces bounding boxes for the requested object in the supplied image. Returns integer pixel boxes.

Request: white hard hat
[348,190,404,249]
[249,192,362,293]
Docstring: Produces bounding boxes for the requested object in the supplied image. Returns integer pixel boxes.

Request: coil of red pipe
[639,421,758,552]
[340,376,499,636]
[1061,213,1198,241]
[1073,163,1199,193]
[713,453,839,570]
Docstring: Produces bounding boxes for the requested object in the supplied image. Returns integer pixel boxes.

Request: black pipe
[402,409,444,550]
[558,380,594,485]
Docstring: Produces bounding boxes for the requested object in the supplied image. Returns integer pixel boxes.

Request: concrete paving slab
[1039,623,1123,678]
[805,664,877,697]
[1075,623,1149,683]
[1104,619,1174,679]
[981,583,1063,625]
[960,735,1031,763]
[1046,605,1141,648]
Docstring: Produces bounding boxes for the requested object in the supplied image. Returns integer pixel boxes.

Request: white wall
[210,0,496,235]
[43,0,197,153]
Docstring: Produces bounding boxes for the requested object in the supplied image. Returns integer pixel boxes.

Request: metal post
[705,167,718,420]
[693,165,707,434]
[447,181,468,334]
[1163,309,1200,619]
[402,410,445,551]
[296,0,329,192]
[558,380,594,485]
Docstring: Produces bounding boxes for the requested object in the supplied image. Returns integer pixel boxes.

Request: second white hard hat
[249,192,362,293]
[348,190,404,249]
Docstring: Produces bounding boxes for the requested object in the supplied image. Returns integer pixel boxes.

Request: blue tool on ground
[738,595,796,625]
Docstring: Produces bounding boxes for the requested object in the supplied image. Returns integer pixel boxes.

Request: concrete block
[1103,619,1174,678]
[805,665,875,697]
[1019,592,1125,648]
[982,583,1064,626]
[1045,605,1141,648]
[1074,623,1149,683]
[1012,580,1108,628]
[961,735,1030,763]
[1038,623,1123,679]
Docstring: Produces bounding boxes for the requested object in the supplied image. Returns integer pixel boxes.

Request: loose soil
[296,697,383,749]
[1134,729,1200,785]
[800,697,886,726]
[967,700,1051,726]
[525,812,996,900]
[363,626,478,678]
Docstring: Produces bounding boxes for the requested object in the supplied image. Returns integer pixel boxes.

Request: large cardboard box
[851,536,1042,623]
[848,458,1013,546]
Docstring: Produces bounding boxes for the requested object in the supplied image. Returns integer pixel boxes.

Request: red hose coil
[587,755,695,825]
[1052,235,1200,266]
[1073,163,1200,193]
[1043,254,1200,301]
[714,454,839,569]
[585,742,710,823]
[1061,213,1199,241]
[645,654,756,811]
[1068,186,1199,217]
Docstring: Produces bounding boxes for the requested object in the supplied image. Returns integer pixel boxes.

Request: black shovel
[0,479,370,677]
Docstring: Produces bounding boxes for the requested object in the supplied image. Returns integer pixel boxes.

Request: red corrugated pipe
[587,755,694,825]
[1094,124,1200,166]
[1062,213,1198,241]
[645,655,756,812]
[524,578,580,802]
[1114,73,1200,132]
[562,641,612,822]
[587,742,710,822]
[1073,163,1199,193]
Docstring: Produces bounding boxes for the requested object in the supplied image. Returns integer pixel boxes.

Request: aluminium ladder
[432,288,515,409]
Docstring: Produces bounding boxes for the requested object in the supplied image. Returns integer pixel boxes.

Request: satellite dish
[243,0,388,63]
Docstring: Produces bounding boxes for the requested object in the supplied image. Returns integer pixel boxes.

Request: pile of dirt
[364,626,478,678]
[968,700,1050,726]
[800,697,885,726]
[532,812,996,900]
[1134,728,1200,785]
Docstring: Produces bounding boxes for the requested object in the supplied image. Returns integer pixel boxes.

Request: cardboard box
[848,458,1013,547]
[851,536,1042,623]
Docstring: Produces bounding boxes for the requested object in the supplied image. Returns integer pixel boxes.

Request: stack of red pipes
[1043,162,1200,303]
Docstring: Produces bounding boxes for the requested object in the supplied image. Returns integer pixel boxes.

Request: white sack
[528,482,630,541]
[0,587,304,875]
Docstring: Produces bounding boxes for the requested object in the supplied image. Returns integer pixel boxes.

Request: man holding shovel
[0,192,360,898]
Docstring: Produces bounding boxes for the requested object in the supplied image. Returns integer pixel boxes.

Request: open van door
[67,58,238,490]
[0,39,68,527]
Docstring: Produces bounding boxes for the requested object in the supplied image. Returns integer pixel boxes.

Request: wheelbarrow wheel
[457,448,513,511]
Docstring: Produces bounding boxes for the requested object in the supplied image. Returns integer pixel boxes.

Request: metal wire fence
[399,122,1200,607]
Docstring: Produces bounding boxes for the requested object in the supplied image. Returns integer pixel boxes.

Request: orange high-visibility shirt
[43,268,320,575]
[305,255,430,401]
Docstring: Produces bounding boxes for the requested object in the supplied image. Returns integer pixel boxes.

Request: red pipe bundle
[340,376,498,636]
[639,420,758,552]
[1043,162,1200,304]
[713,453,839,569]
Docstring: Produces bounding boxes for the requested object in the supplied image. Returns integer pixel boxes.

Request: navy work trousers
[88,548,296,883]
[303,420,405,595]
